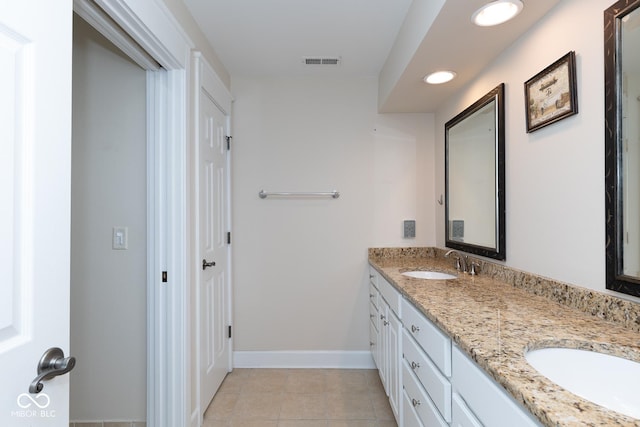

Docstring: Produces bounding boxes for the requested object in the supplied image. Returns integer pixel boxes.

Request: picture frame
[524,51,578,133]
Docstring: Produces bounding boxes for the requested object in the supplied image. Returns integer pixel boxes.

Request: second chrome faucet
[445,249,480,275]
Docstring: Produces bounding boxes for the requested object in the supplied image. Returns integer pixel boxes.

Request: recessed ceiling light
[472,0,524,27]
[423,71,457,84]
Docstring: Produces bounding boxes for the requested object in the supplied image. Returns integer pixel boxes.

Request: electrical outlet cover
[403,220,416,238]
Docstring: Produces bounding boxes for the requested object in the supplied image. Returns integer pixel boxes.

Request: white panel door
[199,87,230,414]
[0,0,73,425]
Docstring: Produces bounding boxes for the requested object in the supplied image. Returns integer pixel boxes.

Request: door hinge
[227,231,231,245]
[226,136,232,150]
[162,271,167,283]
[228,325,232,339]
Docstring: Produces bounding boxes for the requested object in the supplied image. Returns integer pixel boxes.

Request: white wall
[435,0,636,298]
[71,15,147,421]
[231,76,434,353]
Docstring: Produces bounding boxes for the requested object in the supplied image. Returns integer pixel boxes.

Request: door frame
[72,1,232,426]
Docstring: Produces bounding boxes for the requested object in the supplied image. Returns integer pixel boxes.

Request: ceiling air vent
[302,57,342,66]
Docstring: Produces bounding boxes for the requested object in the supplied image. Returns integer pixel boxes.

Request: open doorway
[70,13,147,424]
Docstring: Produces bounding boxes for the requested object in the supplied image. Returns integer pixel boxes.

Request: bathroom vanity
[368,247,640,427]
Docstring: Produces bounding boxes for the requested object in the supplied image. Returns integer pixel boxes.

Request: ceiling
[183,0,562,113]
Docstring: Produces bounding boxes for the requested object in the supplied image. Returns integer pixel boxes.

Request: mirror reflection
[605,0,640,297]
[445,84,505,260]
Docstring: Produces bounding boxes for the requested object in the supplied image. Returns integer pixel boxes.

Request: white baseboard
[233,351,375,369]
[189,408,199,427]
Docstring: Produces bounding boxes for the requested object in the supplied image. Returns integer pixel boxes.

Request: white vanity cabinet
[451,346,543,427]
[369,267,402,425]
[401,298,452,427]
[368,264,543,427]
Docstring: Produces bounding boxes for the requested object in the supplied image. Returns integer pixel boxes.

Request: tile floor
[203,368,398,427]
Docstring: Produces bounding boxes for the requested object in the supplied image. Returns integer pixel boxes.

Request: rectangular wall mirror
[445,83,506,260]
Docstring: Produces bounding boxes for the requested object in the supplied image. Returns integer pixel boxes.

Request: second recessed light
[423,71,457,84]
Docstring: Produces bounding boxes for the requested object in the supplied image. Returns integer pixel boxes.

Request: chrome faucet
[445,249,468,273]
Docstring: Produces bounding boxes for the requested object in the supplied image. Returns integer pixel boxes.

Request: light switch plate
[112,226,128,250]
[403,220,416,238]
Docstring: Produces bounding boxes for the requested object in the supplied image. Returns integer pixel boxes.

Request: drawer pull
[383,320,389,326]
[411,324,420,333]
[370,341,375,346]
[380,314,386,320]
[370,314,375,319]
[410,361,420,370]
[412,398,421,407]
[369,274,375,279]
[369,293,375,298]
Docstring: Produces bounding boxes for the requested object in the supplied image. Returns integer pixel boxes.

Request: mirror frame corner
[445,83,506,261]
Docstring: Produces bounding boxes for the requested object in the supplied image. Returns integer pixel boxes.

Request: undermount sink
[401,271,457,280]
[525,347,640,419]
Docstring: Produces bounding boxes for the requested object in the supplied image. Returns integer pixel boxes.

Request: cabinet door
[387,309,402,424]
[379,301,389,394]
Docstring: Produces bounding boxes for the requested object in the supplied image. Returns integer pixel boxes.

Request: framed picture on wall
[524,51,578,133]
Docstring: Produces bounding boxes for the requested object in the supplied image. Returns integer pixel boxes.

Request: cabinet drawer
[402,299,451,376]
[369,266,378,289]
[403,361,448,427]
[369,283,379,310]
[379,275,401,318]
[369,321,379,368]
[403,388,425,427]
[452,346,542,427]
[403,330,451,422]
[452,393,482,427]
[369,301,379,331]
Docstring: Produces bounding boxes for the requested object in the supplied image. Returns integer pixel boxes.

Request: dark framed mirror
[605,0,640,297]
[445,83,506,260]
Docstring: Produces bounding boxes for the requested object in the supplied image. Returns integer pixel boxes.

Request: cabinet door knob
[411,324,420,333]
[370,314,375,319]
[380,314,386,320]
[369,293,375,298]
[410,361,420,370]
[412,398,421,407]
[383,320,389,326]
[369,274,375,279]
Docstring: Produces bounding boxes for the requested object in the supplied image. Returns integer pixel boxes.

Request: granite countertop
[369,251,640,427]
